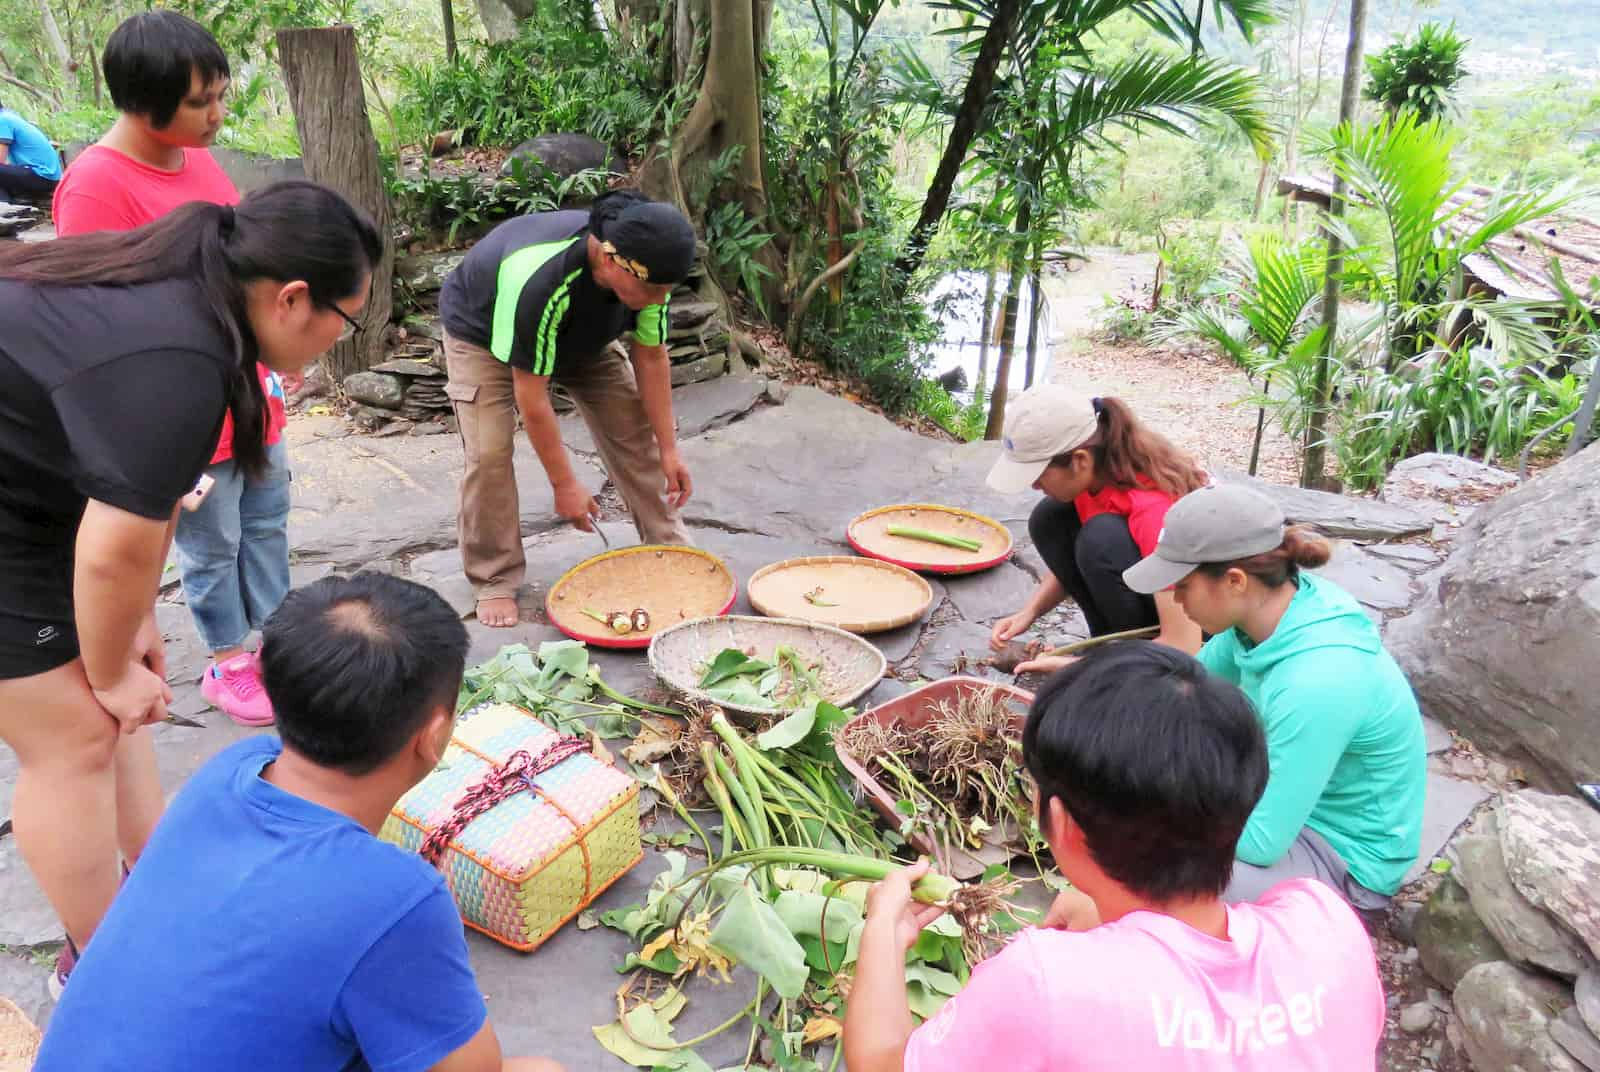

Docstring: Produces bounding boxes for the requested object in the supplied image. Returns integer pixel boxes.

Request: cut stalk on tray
[885,525,983,552]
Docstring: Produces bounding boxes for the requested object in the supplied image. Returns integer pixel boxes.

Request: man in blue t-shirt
[34,572,562,1072]
[0,99,61,202]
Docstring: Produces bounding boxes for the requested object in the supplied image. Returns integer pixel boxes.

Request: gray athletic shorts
[1224,826,1391,911]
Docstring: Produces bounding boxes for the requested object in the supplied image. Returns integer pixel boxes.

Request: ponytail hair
[0,181,382,477]
[1198,525,1332,589]
[588,188,649,241]
[1090,396,1209,499]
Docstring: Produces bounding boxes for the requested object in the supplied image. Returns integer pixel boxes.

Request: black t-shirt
[438,211,669,375]
[0,275,233,620]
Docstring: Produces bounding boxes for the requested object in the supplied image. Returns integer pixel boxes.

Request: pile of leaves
[697,646,826,713]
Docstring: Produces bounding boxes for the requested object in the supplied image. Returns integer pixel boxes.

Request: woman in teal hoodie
[1123,484,1426,910]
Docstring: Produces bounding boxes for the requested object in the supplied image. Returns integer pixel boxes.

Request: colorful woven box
[381,703,642,951]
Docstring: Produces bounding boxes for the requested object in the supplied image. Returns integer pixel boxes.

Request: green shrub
[394,11,661,153]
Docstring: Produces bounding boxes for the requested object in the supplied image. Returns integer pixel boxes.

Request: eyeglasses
[321,301,362,341]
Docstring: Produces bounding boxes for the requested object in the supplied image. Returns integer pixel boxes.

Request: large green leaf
[772,890,865,940]
[709,884,811,1000]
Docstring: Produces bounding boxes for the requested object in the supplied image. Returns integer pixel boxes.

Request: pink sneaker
[201,653,275,726]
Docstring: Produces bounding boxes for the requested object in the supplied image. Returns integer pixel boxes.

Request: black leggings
[0,163,56,203]
[1028,498,1158,637]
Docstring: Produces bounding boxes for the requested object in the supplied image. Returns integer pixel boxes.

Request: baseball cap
[601,201,698,286]
[1122,484,1287,594]
[985,385,1103,495]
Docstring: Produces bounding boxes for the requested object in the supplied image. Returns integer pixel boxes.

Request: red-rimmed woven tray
[837,676,1034,879]
[546,545,737,649]
[847,503,1013,575]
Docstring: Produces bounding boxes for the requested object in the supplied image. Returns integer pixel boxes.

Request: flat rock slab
[1365,542,1442,569]
[913,619,1010,682]
[469,850,758,1069]
[940,560,1038,625]
[561,375,769,458]
[1311,542,1417,613]
[287,416,605,570]
[0,838,60,948]
[0,950,53,1033]
[1214,468,1433,540]
[678,388,1032,542]
[1408,772,1491,884]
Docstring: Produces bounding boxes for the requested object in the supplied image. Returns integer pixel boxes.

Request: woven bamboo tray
[837,676,1034,879]
[648,615,887,717]
[746,556,933,634]
[847,503,1013,575]
[382,703,643,951]
[546,544,737,649]
[0,998,39,1072]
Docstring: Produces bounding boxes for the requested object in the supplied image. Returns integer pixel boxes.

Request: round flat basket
[747,556,932,634]
[0,997,40,1071]
[546,545,737,650]
[648,615,887,716]
[847,503,1012,575]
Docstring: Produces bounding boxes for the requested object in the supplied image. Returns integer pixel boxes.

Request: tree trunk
[985,202,1032,440]
[1023,255,1044,388]
[276,26,395,382]
[1250,157,1272,221]
[1300,0,1367,490]
[475,0,537,42]
[893,0,1024,285]
[441,0,459,62]
[36,0,72,85]
[675,0,768,225]
[977,260,997,396]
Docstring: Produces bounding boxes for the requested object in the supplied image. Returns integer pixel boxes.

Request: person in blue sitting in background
[35,572,562,1072]
[0,99,61,202]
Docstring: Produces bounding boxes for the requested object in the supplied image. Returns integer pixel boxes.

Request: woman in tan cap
[987,385,1205,673]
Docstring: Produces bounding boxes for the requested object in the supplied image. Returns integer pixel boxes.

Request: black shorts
[0,612,79,680]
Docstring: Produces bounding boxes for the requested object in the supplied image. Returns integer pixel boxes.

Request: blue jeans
[174,440,292,653]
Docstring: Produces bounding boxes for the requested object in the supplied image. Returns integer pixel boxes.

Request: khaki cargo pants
[444,332,691,601]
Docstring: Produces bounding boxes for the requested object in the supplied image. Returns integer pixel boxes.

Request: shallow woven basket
[847,503,1013,575]
[648,615,887,717]
[546,545,737,649]
[381,704,642,951]
[0,997,39,1071]
[746,556,933,634]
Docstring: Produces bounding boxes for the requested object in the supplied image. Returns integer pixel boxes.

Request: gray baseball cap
[1122,484,1287,594]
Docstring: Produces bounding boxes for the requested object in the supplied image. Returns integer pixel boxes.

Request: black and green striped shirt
[439,211,669,375]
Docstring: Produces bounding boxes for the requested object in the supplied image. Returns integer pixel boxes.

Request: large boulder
[1386,444,1600,788]
[1499,790,1600,962]
[1416,875,1510,990]
[1454,961,1581,1072]
[1381,451,1520,529]
[1454,811,1591,977]
[499,133,615,181]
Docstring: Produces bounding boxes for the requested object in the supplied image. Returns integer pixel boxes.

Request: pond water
[923,271,1058,400]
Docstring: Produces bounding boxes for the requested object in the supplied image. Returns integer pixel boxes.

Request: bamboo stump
[276,25,394,382]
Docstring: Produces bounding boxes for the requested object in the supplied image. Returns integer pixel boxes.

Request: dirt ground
[1043,249,1304,485]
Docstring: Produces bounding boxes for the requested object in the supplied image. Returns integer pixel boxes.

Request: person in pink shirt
[55,9,295,734]
[844,642,1385,1072]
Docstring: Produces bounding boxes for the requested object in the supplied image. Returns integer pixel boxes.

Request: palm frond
[1054,54,1273,159]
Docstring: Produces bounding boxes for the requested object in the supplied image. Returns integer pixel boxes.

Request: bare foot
[476,596,519,628]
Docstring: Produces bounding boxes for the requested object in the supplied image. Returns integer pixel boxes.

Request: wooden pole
[441,0,459,62]
[1299,0,1367,490]
[275,26,395,382]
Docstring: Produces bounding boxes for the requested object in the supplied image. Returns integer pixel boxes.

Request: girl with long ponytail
[0,179,380,979]
[985,385,1209,672]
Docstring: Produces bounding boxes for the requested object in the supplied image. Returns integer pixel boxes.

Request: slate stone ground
[0,376,1497,1067]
